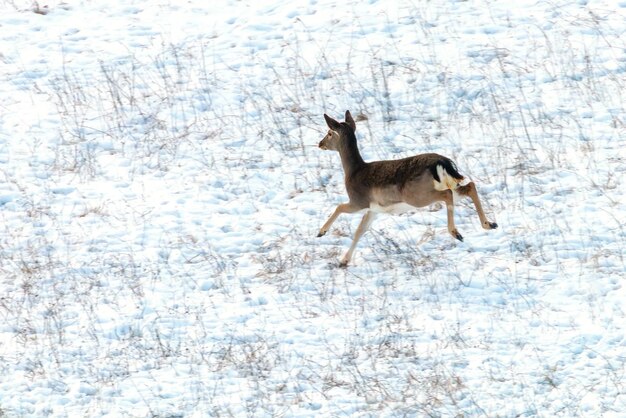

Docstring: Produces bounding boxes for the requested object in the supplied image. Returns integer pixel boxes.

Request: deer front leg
[317,203,359,237]
[456,182,498,230]
[340,211,376,267]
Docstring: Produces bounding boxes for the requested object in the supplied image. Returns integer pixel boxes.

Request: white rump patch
[433,165,461,191]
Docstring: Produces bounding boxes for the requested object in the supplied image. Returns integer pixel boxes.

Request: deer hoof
[339,258,350,268]
[317,230,326,237]
[484,221,498,230]
[451,230,464,242]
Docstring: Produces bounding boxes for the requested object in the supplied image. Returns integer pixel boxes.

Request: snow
[0,0,625,416]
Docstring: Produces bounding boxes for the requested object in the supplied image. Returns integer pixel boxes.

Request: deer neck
[338,132,365,177]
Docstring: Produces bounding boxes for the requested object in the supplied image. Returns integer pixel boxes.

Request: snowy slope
[0,0,625,416]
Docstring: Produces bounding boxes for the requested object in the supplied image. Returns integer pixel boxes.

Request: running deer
[317,110,498,266]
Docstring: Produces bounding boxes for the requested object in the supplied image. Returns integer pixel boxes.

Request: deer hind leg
[318,203,360,237]
[455,182,498,230]
[340,211,376,267]
[441,190,463,241]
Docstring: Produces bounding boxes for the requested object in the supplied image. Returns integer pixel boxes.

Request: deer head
[319,110,356,151]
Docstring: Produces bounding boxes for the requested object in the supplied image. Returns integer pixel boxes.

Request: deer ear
[344,110,356,131]
[324,114,341,130]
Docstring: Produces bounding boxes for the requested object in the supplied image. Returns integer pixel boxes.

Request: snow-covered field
[1,0,625,416]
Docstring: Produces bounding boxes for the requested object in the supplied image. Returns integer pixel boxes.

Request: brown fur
[318,110,497,266]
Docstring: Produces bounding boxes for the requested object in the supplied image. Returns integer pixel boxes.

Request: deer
[317,110,498,266]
